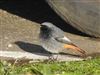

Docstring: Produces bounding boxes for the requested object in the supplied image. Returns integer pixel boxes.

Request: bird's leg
[48,53,59,61]
[53,53,59,60]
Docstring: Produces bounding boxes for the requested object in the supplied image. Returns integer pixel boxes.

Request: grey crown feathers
[39,22,71,43]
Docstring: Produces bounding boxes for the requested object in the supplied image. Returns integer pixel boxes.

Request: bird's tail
[63,43,86,55]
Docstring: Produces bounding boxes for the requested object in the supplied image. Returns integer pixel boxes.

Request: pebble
[7,44,13,48]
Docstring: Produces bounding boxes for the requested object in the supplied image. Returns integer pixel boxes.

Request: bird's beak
[63,44,86,55]
[40,24,45,28]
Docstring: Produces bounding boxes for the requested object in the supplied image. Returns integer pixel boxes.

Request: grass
[0,58,100,75]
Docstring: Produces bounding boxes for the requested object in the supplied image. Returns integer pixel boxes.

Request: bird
[39,22,86,56]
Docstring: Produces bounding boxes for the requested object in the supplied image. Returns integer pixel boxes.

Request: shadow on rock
[14,41,85,57]
[14,41,51,56]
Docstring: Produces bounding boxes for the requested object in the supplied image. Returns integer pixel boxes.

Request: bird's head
[40,22,54,40]
[40,22,65,40]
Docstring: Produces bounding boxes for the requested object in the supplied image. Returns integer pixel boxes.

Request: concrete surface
[0,0,100,62]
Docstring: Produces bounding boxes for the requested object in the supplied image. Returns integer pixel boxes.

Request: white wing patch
[55,36,72,44]
[63,36,71,42]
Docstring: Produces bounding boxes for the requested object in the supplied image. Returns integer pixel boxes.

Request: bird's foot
[47,54,59,62]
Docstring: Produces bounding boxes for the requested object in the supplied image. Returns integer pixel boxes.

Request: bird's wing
[55,36,72,44]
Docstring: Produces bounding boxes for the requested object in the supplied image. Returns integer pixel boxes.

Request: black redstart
[39,22,86,56]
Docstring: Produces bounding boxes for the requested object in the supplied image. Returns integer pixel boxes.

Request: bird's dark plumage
[40,24,53,40]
